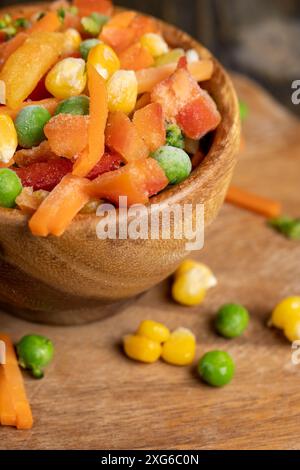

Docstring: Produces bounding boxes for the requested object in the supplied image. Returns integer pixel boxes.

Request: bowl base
[0,298,136,326]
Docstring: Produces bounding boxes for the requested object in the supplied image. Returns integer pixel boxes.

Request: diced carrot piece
[45,114,89,159]
[0,98,59,120]
[119,43,154,71]
[105,111,149,162]
[29,174,90,237]
[0,334,33,430]
[100,12,158,53]
[29,11,62,34]
[0,32,63,109]
[100,26,136,54]
[176,93,221,139]
[74,0,113,17]
[73,64,108,177]
[136,59,214,94]
[0,32,29,70]
[130,15,160,40]
[106,11,137,28]
[88,158,168,206]
[135,92,151,111]
[133,103,165,152]
[62,12,82,31]
[14,141,58,167]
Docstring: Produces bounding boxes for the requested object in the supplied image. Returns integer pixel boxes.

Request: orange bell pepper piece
[0,334,33,430]
[73,64,108,177]
[29,174,90,237]
[29,11,62,34]
[0,32,63,109]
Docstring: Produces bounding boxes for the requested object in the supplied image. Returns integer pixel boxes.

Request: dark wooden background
[1,0,300,115]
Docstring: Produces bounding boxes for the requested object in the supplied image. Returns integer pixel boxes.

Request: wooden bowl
[0,3,240,325]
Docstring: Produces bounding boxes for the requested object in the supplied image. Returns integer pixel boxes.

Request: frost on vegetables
[0,0,221,237]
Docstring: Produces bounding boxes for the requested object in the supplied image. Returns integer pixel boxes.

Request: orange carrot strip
[0,334,33,430]
[73,64,108,177]
[29,174,90,237]
[136,59,214,94]
[0,32,29,70]
[226,185,282,219]
[0,365,17,427]
[29,11,62,34]
[0,98,59,120]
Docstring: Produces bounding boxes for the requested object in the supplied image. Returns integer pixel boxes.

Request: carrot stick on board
[226,185,282,219]
[73,64,108,177]
[29,11,62,34]
[0,334,33,430]
[136,59,214,94]
[29,174,90,237]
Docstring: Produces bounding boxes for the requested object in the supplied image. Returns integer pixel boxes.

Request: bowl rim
[0,2,240,231]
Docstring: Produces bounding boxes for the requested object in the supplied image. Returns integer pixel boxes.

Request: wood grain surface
[0,75,299,450]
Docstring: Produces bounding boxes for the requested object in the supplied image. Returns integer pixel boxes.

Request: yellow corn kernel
[172,260,217,307]
[45,58,87,100]
[155,48,185,67]
[284,312,300,342]
[123,334,162,364]
[136,320,170,343]
[270,296,300,329]
[87,43,120,81]
[62,28,82,55]
[0,114,18,164]
[172,276,206,307]
[175,260,217,288]
[140,33,169,58]
[162,328,196,366]
[107,70,138,114]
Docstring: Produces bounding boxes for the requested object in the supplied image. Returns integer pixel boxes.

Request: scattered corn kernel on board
[0,75,300,450]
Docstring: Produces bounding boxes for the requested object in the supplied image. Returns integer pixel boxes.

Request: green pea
[80,38,101,61]
[198,351,235,387]
[81,13,108,37]
[15,105,51,148]
[165,123,184,149]
[55,96,90,116]
[16,334,54,379]
[215,303,249,339]
[152,146,192,185]
[239,100,249,121]
[0,169,22,208]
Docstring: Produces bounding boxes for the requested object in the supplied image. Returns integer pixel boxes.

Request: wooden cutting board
[0,74,300,450]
